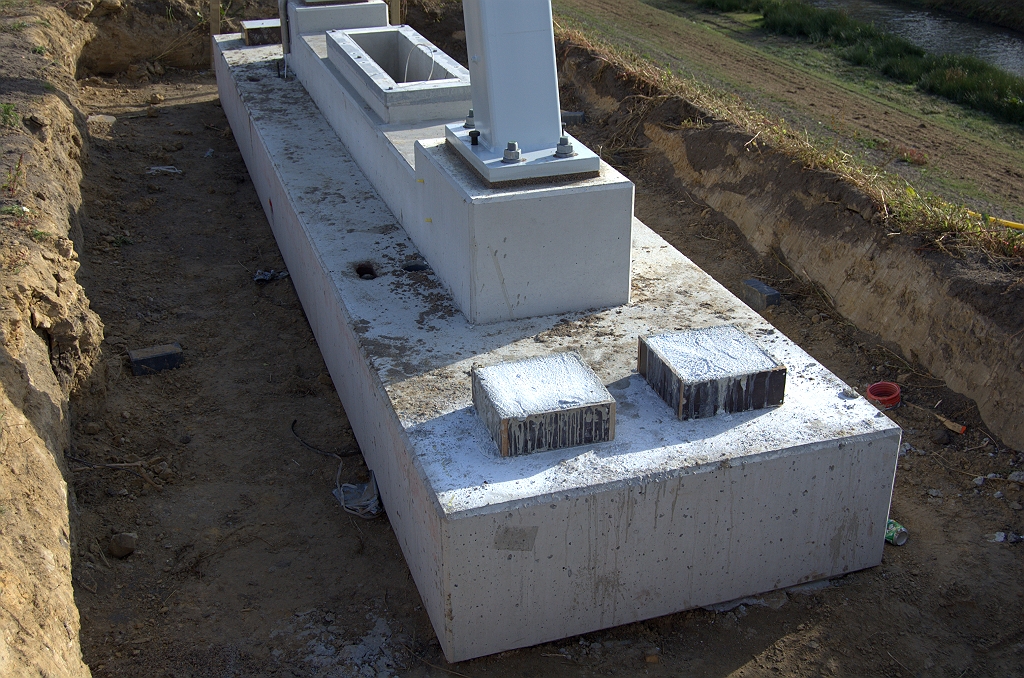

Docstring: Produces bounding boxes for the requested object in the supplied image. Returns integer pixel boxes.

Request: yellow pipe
[967,210,1024,231]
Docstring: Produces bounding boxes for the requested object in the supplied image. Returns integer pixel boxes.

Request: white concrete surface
[215,36,902,663]
[472,352,616,457]
[326,26,470,123]
[289,28,633,324]
[413,138,632,323]
[286,0,388,42]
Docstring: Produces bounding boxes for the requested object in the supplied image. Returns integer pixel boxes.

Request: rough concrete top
[474,352,613,420]
[219,36,900,519]
[645,325,781,383]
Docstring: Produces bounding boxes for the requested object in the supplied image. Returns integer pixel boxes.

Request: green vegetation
[30,44,45,55]
[0,103,17,127]
[29,229,50,242]
[1,205,29,217]
[0,19,26,31]
[684,0,1024,125]
[556,24,1024,260]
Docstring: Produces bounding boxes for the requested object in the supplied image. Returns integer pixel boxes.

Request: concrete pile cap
[643,325,779,382]
[472,352,616,457]
[639,325,786,420]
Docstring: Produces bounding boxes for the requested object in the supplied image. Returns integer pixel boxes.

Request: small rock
[148,93,165,104]
[86,114,116,125]
[179,434,192,444]
[994,491,1004,499]
[1010,502,1022,511]
[930,428,951,445]
[66,0,95,19]
[109,532,137,558]
[1008,471,1024,483]
[973,476,986,486]
[807,640,820,649]
[1008,533,1024,544]
[986,532,1006,543]
[987,473,1002,480]
[146,105,158,118]
[89,0,123,16]
[84,422,102,435]
[927,489,942,498]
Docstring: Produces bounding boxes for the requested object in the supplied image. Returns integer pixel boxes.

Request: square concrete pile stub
[472,352,616,457]
[638,325,786,420]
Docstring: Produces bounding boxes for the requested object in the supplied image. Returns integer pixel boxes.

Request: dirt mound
[1,6,103,676]
[75,0,277,75]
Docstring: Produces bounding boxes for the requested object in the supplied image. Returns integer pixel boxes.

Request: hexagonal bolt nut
[469,129,481,146]
[554,135,576,158]
[502,141,522,164]
[463,108,475,129]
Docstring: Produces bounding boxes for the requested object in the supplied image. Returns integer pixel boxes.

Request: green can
[885,519,908,546]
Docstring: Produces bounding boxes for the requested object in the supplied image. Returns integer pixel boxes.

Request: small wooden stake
[211,0,221,36]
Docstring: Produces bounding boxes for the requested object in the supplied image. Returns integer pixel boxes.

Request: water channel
[808,0,1024,78]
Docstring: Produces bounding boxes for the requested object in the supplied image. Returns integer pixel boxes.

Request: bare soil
[1,0,1023,676]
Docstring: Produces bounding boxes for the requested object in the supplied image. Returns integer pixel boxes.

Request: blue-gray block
[638,326,786,420]
[740,278,781,311]
[128,343,184,376]
[472,352,616,457]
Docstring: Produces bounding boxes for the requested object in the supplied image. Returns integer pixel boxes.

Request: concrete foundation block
[740,278,781,311]
[472,352,616,457]
[325,26,470,124]
[638,326,786,419]
[128,343,183,376]
[242,18,281,45]
[414,140,633,323]
[287,0,388,38]
[215,35,901,663]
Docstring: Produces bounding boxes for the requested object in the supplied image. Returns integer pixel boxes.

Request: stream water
[808,0,1024,78]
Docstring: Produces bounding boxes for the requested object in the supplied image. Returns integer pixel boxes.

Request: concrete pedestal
[214,37,901,663]
[287,27,634,324]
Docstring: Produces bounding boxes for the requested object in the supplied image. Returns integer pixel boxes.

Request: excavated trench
[2,1,1023,675]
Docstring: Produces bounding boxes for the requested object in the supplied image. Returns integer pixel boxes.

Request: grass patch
[0,19,26,31]
[555,23,1024,261]
[30,44,45,55]
[0,103,17,128]
[673,0,1024,126]
[0,205,29,217]
[29,229,49,242]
